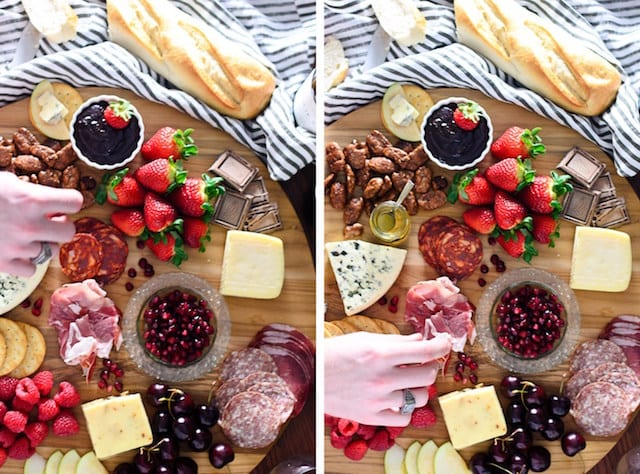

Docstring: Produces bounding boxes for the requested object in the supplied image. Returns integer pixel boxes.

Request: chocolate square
[594,197,631,228]
[211,189,252,230]
[589,171,616,200]
[560,187,600,225]
[244,176,269,205]
[557,147,606,188]
[209,150,259,192]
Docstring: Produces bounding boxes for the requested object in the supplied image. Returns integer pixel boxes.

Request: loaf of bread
[106,0,276,120]
[22,0,78,43]
[454,0,621,116]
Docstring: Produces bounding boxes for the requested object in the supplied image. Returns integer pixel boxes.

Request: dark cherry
[523,384,546,408]
[112,464,137,474]
[152,409,173,437]
[529,445,551,472]
[134,450,156,474]
[501,375,522,398]
[548,394,571,417]
[209,442,235,469]
[526,407,546,432]
[170,391,195,417]
[189,425,213,452]
[469,452,492,474]
[561,432,586,457]
[175,457,199,474]
[508,451,529,473]
[196,402,220,427]
[172,415,195,442]
[507,400,527,426]
[154,464,172,474]
[147,383,170,407]
[541,416,564,441]
[157,437,179,462]
[488,441,509,464]
[512,427,533,451]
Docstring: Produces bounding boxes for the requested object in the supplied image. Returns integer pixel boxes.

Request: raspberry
[15,378,39,405]
[32,371,54,397]
[3,410,27,433]
[409,405,437,428]
[384,425,405,440]
[0,428,16,448]
[53,381,81,408]
[51,411,79,437]
[0,377,18,402]
[356,423,377,441]
[344,438,368,461]
[0,447,6,468]
[24,421,48,448]
[329,426,350,450]
[10,396,35,414]
[337,418,359,437]
[367,428,393,451]
[7,435,33,460]
[427,384,438,400]
[324,413,338,427]
[37,398,60,422]
[0,401,7,421]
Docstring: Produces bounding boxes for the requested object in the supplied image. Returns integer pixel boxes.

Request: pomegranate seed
[480,264,489,274]
[114,380,124,392]
[144,267,155,277]
[478,278,487,287]
[388,305,398,314]
[390,295,399,306]
[33,297,43,310]
[453,372,462,382]
[378,296,388,305]
[488,236,497,246]
[20,299,30,308]
[469,372,478,384]
[490,254,500,265]
[136,240,145,249]
[468,360,479,371]
[113,367,124,378]
[125,282,134,292]
[31,308,41,316]
[103,359,113,368]
[97,379,107,389]
[455,361,465,374]
[138,258,148,269]
[457,352,467,362]
[128,268,137,278]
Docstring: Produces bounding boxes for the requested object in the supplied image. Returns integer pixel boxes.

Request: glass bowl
[476,268,580,374]
[122,272,231,382]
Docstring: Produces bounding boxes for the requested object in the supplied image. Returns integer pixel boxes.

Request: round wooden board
[324,89,640,473]
[0,87,315,473]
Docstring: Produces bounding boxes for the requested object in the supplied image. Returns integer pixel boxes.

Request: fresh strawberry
[103,99,133,129]
[14,378,39,406]
[143,193,181,233]
[329,426,350,450]
[532,214,560,247]
[447,169,495,205]
[497,230,538,262]
[519,171,573,216]
[135,158,187,194]
[53,381,81,408]
[37,398,59,422]
[111,208,147,238]
[183,217,211,251]
[24,421,48,448]
[367,428,393,451]
[170,174,225,218]
[344,438,368,461]
[490,126,546,160]
[95,169,146,207]
[146,234,187,267]
[337,418,359,437]
[485,157,536,193]
[493,191,530,231]
[3,410,27,433]
[7,436,33,460]
[0,377,17,402]
[409,405,437,428]
[452,101,482,131]
[141,127,198,162]
[462,207,497,234]
[32,371,53,397]
[51,410,79,436]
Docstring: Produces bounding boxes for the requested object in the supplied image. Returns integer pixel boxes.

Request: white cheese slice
[325,240,407,315]
[220,230,285,299]
[36,89,68,124]
[389,94,419,127]
[570,226,632,292]
[0,261,49,316]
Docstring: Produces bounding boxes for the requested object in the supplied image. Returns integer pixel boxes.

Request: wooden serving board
[324,89,640,473]
[0,87,315,473]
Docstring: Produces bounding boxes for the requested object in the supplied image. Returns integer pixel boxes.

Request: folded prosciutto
[405,276,475,352]
[49,279,122,380]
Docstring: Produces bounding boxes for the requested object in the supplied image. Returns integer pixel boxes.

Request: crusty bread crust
[454,0,621,116]
[106,0,276,119]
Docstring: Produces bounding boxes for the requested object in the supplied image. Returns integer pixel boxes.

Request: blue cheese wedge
[0,261,49,316]
[325,240,407,315]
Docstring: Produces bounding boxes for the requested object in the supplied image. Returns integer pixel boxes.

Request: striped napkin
[0,0,315,181]
[325,0,640,177]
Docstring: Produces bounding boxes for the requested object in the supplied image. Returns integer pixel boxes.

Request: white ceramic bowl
[69,94,144,171]
[420,96,492,171]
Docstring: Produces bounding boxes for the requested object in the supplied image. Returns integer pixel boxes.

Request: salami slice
[418,216,457,269]
[563,367,595,401]
[93,227,128,285]
[235,371,288,392]
[435,224,483,280]
[570,381,632,437]
[247,381,295,423]
[219,347,277,382]
[214,377,245,413]
[589,362,640,411]
[59,233,103,281]
[569,339,627,373]
[219,391,282,449]
[74,217,109,234]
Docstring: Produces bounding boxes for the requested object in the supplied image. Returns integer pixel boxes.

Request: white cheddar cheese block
[81,393,153,459]
[438,385,507,450]
[0,260,49,316]
[220,230,285,299]
[570,226,632,292]
[325,240,407,315]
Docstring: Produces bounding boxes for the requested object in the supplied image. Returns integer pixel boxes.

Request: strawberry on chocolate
[453,101,482,131]
[103,99,133,130]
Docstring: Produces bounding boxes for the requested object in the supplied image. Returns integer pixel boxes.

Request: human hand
[0,172,82,277]
[324,331,452,426]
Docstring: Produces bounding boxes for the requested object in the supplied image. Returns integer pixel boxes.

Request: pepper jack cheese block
[325,240,407,315]
[81,393,153,459]
[220,230,284,299]
[570,226,632,292]
[438,385,507,450]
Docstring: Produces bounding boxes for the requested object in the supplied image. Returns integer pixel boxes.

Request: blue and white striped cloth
[325,0,640,177]
[0,0,316,181]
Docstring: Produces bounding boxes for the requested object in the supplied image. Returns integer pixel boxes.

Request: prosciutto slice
[600,315,640,378]
[48,279,122,380]
[405,276,475,352]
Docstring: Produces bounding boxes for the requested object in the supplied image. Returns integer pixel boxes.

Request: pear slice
[45,451,63,474]
[57,449,80,474]
[75,451,107,474]
[403,441,422,474]
[23,452,46,474]
[384,443,407,474]
[433,441,471,474]
[416,440,438,474]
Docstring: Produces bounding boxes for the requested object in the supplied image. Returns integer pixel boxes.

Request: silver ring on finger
[30,242,52,265]
[400,388,416,415]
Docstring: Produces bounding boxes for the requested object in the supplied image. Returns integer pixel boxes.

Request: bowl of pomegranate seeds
[122,272,231,382]
[476,268,580,374]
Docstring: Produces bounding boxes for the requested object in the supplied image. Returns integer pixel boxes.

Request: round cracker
[372,318,401,335]
[9,322,46,378]
[0,319,27,376]
[330,319,359,334]
[51,82,84,128]
[345,315,382,333]
[323,321,344,338]
[0,332,7,369]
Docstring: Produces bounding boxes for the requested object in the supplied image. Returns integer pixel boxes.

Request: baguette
[106,0,276,120]
[454,0,621,116]
[21,0,78,43]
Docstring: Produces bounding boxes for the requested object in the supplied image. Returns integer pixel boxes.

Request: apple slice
[75,451,107,474]
[433,441,471,474]
[381,83,434,142]
[23,453,46,474]
[416,440,438,474]
[403,441,421,474]
[384,443,407,474]
[57,449,81,474]
[45,451,63,474]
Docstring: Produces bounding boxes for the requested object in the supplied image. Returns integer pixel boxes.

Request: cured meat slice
[569,339,626,373]
[92,227,128,285]
[214,377,245,413]
[418,216,457,270]
[235,371,288,392]
[219,391,282,449]
[59,233,103,281]
[570,381,632,437]
[257,324,316,360]
[247,381,295,423]
[219,347,277,382]
[435,225,482,280]
[589,362,640,411]
[250,333,315,377]
[74,216,109,234]
[563,367,594,401]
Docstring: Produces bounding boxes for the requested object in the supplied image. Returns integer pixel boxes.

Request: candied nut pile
[325,130,448,238]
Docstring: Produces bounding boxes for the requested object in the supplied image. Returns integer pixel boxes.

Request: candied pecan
[37,169,62,187]
[404,191,419,215]
[394,140,416,153]
[29,174,38,184]
[329,181,347,209]
[343,196,364,225]
[343,141,368,170]
[343,223,364,239]
[326,141,346,173]
[414,166,433,193]
[378,187,398,203]
[43,138,62,152]
[30,144,57,168]
[401,144,429,171]
[61,165,80,189]
[355,165,370,187]
[52,143,78,171]
[431,175,449,191]
[382,146,409,168]
[363,199,374,216]
[417,190,447,210]
[363,177,384,199]
[366,130,392,155]
[345,164,356,196]
[0,145,12,167]
[324,172,336,194]
[13,154,43,174]
[368,157,395,175]
[379,175,393,196]
[12,128,38,154]
[81,189,95,209]
[391,170,415,192]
